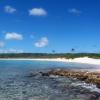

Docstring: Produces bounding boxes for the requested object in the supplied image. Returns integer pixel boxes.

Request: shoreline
[0,57,100,65]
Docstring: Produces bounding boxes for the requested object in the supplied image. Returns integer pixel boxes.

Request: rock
[96,84,100,89]
[28,73,39,77]
[86,94,97,100]
[29,69,100,89]
[46,69,100,89]
[86,92,100,100]
[39,72,50,76]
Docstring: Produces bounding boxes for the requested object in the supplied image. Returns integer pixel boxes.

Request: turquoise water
[0,60,100,100]
[0,60,98,70]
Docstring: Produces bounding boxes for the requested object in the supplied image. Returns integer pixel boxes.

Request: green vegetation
[0,53,100,59]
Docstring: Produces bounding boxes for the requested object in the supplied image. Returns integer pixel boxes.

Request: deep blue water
[0,60,100,100]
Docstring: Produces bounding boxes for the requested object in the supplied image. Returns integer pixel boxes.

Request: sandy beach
[0,57,100,65]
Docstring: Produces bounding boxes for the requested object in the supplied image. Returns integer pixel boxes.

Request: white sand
[67,57,100,65]
[0,57,100,65]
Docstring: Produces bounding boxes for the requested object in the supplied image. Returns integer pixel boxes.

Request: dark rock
[96,84,100,89]
[22,91,26,94]
[86,94,97,100]
[40,72,50,76]
[86,92,100,100]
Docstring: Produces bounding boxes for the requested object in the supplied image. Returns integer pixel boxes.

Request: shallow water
[0,60,100,100]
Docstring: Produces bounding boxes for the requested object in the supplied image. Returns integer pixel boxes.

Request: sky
[0,0,100,53]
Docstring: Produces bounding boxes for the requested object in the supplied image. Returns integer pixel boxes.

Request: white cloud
[29,8,47,16]
[5,32,23,40]
[0,49,24,53]
[0,41,5,48]
[8,49,24,53]
[35,37,48,47]
[68,8,82,15]
[4,5,16,13]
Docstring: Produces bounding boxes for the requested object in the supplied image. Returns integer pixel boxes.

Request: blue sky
[0,0,100,53]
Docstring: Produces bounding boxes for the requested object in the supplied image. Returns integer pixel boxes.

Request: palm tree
[71,48,75,53]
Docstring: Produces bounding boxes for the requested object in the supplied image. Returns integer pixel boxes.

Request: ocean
[0,60,100,100]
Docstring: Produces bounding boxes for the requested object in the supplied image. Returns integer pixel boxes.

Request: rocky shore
[26,69,100,100]
[29,69,100,89]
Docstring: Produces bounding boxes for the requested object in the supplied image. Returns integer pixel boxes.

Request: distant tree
[71,48,75,53]
[52,50,55,53]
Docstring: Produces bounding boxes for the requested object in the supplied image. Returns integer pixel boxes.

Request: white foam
[71,82,100,93]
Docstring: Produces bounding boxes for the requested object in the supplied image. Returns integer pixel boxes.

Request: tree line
[0,53,100,59]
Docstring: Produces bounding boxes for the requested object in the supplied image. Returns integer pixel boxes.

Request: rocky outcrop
[39,69,100,89]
